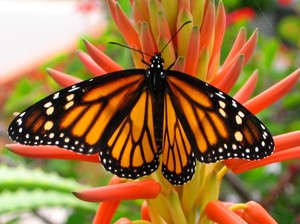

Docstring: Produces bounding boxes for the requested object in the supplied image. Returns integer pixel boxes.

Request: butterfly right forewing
[165,70,274,164]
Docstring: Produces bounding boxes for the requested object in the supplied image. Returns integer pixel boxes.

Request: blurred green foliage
[1,0,299,223]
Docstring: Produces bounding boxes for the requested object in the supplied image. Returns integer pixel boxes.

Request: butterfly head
[146,53,166,93]
[147,53,165,76]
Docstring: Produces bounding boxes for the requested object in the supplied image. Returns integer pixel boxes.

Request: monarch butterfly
[8,24,274,185]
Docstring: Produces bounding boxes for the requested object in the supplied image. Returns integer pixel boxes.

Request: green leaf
[0,165,90,193]
[0,190,97,214]
[278,16,300,46]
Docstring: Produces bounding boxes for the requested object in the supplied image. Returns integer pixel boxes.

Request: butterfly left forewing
[8,70,146,154]
[166,71,274,163]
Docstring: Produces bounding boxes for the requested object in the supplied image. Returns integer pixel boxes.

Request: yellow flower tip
[176,9,193,57]
[46,68,82,87]
[229,203,248,211]
[190,0,205,26]
[76,50,106,76]
[157,10,172,42]
[168,189,187,224]
[5,144,99,163]
[140,22,158,59]
[83,39,123,72]
[157,36,176,68]
[172,56,185,72]
[73,179,161,202]
[160,0,178,33]
[205,201,247,224]
[195,48,209,80]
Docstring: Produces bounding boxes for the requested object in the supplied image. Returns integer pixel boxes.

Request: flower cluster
[7,0,299,223]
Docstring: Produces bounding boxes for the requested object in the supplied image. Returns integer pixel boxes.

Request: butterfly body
[8,53,274,185]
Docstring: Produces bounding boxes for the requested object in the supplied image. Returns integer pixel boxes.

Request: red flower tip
[83,39,123,72]
[73,179,161,202]
[242,201,277,224]
[206,201,277,224]
[141,201,151,221]
[47,68,82,87]
[77,50,106,76]
[5,144,99,163]
[206,201,247,224]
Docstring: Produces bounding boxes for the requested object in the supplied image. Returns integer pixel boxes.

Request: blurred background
[0,0,299,223]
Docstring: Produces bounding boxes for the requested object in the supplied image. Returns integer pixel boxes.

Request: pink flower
[227,7,256,26]
[278,0,294,6]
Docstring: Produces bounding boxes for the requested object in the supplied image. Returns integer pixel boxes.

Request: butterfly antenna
[160,21,192,54]
[108,42,152,58]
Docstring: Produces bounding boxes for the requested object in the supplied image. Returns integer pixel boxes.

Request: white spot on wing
[44,102,52,108]
[216,92,225,99]
[53,92,60,99]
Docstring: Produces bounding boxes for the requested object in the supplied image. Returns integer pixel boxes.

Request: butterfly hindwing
[99,91,160,179]
[166,70,274,163]
[161,92,196,185]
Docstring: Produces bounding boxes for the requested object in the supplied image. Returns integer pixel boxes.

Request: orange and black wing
[99,90,160,179]
[8,70,160,178]
[165,70,274,164]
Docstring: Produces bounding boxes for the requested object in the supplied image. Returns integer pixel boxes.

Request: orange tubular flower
[74,179,161,202]
[6,0,300,223]
[205,201,247,224]
[206,201,277,224]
